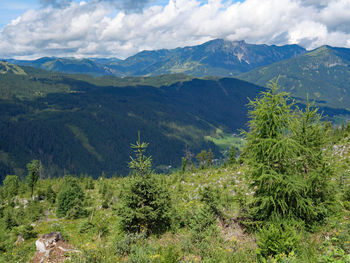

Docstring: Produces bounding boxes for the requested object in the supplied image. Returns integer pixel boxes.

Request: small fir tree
[118,132,171,234]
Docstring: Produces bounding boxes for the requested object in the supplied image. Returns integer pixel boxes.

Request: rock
[35,239,48,253]
[31,232,79,263]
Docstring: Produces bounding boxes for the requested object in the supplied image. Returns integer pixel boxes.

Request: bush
[115,232,146,256]
[26,200,43,221]
[15,224,37,240]
[128,244,153,263]
[3,175,19,199]
[79,221,95,234]
[199,185,223,218]
[57,176,85,218]
[189,206,217,244]
[45,185,56,204]
[257,219,302,259]
[157,245,182,263]
[85,176,95,190]
[65,199,88,219]
[4,207,17,230]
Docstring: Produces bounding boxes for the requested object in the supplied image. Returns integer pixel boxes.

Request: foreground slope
[238,46,350,109]
[1,134,350,262]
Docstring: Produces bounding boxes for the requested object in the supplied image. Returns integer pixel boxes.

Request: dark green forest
[0,64,266,180]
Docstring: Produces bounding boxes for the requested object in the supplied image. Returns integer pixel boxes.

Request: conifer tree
[181,157,187,174]
[118,132,171,234]
[57,176,86,218]
[228,146,237,166]
[3,175,19,200]
[26,160,42,199]
[242,80,334,224]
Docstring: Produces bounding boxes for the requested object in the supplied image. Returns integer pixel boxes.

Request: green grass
[205,129,246,150]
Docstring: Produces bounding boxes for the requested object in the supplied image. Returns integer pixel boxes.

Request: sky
[0,0,349,59]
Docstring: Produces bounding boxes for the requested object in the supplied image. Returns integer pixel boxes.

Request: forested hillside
[0,63,263,180]
[238,46,350,109]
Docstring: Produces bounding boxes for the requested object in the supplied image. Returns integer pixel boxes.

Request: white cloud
[0,0,349,59]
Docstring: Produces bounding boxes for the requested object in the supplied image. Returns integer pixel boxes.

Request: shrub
[26,160,42,199]
[26,200,43,221]
[3,175,19,199]
[115,232,146,256]
[189,206,217,244]
[79,221,95,234]
[16,224,37,240]
[4,207,17,230]
[199,185,223,218]
[56,176,85,218]
[227,145,238,166]
[46,184,57,204]
[157,245,182,263]
[65,199,88,219]
[85,176,95,190]
[256,219,302,259]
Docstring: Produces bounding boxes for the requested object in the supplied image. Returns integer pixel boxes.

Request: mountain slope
[238,46,350,109]
[0,61,27,75]
[6,57,121,76]
[0,63,263,180]
[5,39,306,77]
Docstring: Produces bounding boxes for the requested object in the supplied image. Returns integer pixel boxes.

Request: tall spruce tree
[242,80,334,224]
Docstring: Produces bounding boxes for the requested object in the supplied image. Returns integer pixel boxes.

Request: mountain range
[5,39,306,77]
[5,39,350,110]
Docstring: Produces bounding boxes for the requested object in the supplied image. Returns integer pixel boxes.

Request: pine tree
[242,80,334,224]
